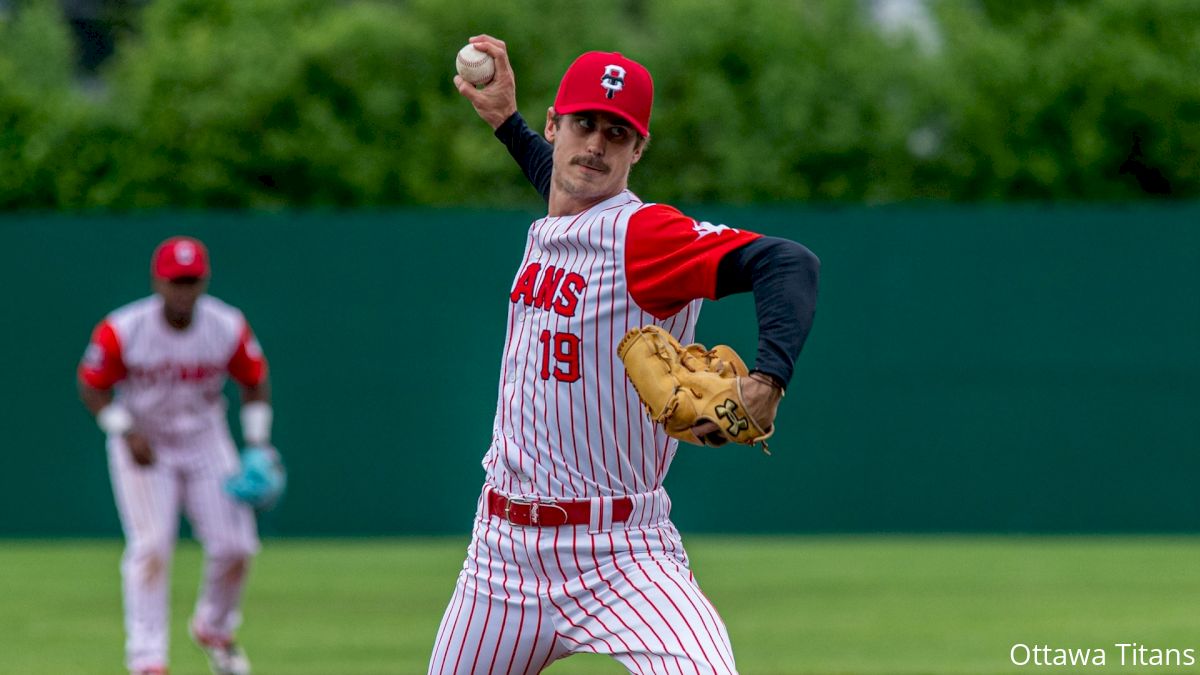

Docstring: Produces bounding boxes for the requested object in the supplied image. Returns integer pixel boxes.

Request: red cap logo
[554,51,652,136]
[152,236,210,280]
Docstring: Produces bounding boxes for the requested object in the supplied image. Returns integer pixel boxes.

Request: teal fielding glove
[225,446,286,511]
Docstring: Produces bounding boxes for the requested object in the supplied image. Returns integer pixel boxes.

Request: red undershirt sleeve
[624,203,762,319]
[78,320,127,389]
[227,322,268,387]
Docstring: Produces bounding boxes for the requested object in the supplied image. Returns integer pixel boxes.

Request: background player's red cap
[152,236,210,280]
[553,51,653,137]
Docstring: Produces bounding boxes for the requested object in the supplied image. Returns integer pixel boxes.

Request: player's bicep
[78,321,126,389]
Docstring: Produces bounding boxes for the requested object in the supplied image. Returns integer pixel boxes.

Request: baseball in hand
[456,44,495,86]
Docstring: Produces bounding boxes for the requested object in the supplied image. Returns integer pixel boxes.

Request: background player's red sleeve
[78,320,126,389]
[227,323,268,387]
[625,204,762,319]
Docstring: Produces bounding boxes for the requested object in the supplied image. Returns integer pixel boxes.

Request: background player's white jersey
[80,294,267,446]
[485,190,760,499]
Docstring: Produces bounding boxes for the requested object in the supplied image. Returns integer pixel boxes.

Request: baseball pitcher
[432,37,821,674]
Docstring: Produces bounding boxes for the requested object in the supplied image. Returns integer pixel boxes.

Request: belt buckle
[505,497,569,526]
[504,497,529,523]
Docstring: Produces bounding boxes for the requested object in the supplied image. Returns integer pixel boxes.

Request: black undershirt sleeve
[715,237,820,389]
[494,112,553,202]
[494,112,819,388]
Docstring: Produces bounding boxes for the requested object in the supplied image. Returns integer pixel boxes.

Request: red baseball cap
[553,51,653,137]
[152,236,210,280]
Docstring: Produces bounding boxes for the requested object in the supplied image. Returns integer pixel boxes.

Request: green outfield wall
[2,205,1198,536]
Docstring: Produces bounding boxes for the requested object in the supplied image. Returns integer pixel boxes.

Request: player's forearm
[78,380,114,416]
[494,111,553,202]
[715,237,820,388]
[240,377,271,405]
[79,380,139,439]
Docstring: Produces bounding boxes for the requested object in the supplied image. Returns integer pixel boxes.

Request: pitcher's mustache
[571,157,609,172]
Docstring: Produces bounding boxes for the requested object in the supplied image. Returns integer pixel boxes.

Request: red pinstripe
[563,216,595,494]
[466,520,502,674]
[549,210,585,494]
[535,529,615,653]
[623,270,643,491]
[582,205,613,493]
[513,525,543,675]
[526,527,560,675]
[540,214,578,496]
[487,243,522,488]
[569,537,640,657]
[534,639,561,674]
[638,529,729,672]
[602,214,631,491]
[603,533,681,668]
[431,514,485,673]
[449,530,491,674]
[509,295,534,486]
[491,508,526,675]
[495,217,541,491]
[553,632,598,653]
[652,526,724,648]
[587,534,673,674]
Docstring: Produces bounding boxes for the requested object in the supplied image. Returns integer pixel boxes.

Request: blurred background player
[77,236,275,675]
[431,37,820,673]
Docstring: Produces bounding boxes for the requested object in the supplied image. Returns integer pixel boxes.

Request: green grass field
[3,536,1199,674]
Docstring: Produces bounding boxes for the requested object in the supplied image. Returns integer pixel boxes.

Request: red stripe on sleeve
[78,320,127,389]
[624,204,761,319]
[227,323,268,387]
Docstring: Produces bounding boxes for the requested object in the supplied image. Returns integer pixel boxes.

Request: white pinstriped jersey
[79,294,267,445]
[484,190,760,499]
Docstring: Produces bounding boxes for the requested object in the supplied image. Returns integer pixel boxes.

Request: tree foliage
[0,0,1196,208]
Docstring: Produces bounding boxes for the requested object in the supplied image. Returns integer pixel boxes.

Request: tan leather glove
[617,325,774,447]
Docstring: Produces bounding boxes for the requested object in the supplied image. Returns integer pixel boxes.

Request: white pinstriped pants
[429,487,738,674]
[107,426,259,672]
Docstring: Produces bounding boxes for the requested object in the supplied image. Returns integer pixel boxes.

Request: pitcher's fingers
[453,75,483,101]
[692,420,727,446]
[469,34,507,51]
[467,37,511,71]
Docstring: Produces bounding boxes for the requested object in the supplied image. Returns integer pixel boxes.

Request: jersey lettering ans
[79,295,267,445]
[485,190,760,499]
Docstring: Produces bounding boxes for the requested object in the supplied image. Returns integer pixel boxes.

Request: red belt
[487,490,633,527]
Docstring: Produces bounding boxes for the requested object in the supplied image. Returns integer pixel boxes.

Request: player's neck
[548,188,623,217]
[162,309,193,331]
